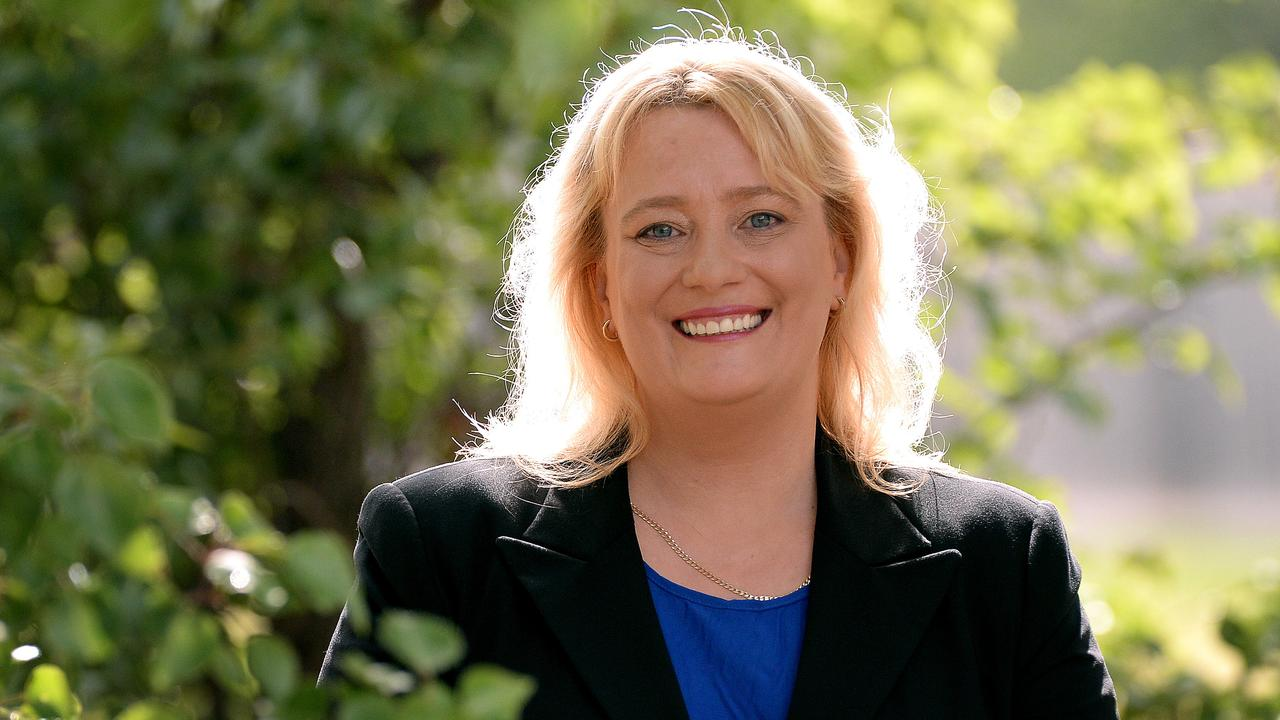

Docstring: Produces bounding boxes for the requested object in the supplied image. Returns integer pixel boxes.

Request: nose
[680,228,746,290]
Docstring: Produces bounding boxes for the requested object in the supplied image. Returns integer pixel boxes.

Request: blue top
[643,562,809,720]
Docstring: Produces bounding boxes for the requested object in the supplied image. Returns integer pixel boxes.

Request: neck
[627,389,820,537]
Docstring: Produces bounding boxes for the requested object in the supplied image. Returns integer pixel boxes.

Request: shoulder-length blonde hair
[460,29,944,495]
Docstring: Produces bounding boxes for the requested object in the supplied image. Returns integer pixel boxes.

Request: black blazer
[320,432,1118,719]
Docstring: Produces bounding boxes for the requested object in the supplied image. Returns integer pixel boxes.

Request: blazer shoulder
[893,466,1064,554]
[358,456,550,543]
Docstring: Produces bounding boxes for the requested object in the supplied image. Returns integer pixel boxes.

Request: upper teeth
[679,313,763,336]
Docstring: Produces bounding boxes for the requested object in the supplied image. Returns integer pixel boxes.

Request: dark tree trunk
[275,310,370,540]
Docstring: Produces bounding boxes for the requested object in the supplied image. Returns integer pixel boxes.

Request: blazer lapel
[787,439,960,719]
[494,431,958,720]
[495,466,689,720]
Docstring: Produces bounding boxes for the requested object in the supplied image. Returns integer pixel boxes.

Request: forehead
[608,105,812,215]
[611,107,765,204]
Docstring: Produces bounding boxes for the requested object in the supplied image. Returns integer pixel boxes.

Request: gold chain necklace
[630,502,811,602]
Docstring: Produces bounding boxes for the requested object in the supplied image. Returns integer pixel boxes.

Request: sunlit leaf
[977,353,1021,397]
[1100,328,1144,368]
[117,525,169,580]
[1170,327,1212,374]
[455,664,537,720]
[220,490,285,556]
[377,611,467,677]
[22,664,82,720]
[339,652,416,696]
[116,258,162,312]
[33,0,159,56]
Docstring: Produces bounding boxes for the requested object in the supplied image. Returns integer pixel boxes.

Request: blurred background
[1,0,1277,717]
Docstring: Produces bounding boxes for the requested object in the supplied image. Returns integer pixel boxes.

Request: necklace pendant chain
[630,502,811,602]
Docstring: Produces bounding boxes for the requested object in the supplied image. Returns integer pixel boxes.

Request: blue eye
[747,212,782,229]
[638,223,676,240]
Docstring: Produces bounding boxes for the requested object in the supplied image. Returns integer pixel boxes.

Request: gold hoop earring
[601,319,620,342]
[830,296,846,316]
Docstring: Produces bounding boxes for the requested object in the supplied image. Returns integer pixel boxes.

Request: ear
[830,236,851,304]
[591,261,610,313]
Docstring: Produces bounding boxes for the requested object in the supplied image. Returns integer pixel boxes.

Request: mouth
[672,309,772,338]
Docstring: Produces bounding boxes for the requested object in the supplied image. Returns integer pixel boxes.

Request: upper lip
[674,305,769,321]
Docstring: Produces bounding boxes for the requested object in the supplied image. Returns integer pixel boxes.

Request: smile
[674,310,771,337]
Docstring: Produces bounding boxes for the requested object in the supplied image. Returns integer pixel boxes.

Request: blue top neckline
[642,561,810,610]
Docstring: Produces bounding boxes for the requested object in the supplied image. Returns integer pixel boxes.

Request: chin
[669,376,774,408]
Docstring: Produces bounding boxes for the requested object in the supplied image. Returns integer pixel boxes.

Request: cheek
[611,256,670,312]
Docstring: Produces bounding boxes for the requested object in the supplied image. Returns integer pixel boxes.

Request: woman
[320,31,1118,719]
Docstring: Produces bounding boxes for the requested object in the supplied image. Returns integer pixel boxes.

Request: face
[595,105,849,412]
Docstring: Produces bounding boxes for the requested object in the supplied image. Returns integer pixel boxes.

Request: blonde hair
[460,26,945,494]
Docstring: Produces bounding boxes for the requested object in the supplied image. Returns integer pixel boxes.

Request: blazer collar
[496,464,687,720]
[496,429,959,720]
[786,435,961,719]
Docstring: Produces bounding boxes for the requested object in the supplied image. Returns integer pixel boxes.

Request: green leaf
[220,490,286,556]
[0,427,63,490]
[1170,327,1212,374]
[280,531,354,613]
[218,490,272,537]
[116,700,187,720]
[396,683,454,720]
[247,634,300,701]
[44,595,114,664]
[52,455,148,556]
[23,664,82,720]
[211,642,258,698]
[117,525,169,580]
[1059,387,1107,424]
[279,686,331,720]
[377,611,466,677]
[35,0,160,57]
[347,579,372,637]
[1100,328,1144,368]
[337,694,398,720]
[977,353,1021,397]
[150,609,220,691]
[455,664,536,720]
[88,357,172,445]
[154,486,202,536]
[339,652,416,696]
[0,475,43,557]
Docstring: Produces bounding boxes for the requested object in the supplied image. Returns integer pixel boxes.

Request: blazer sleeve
[1012,500,1118,719]
[317,482,451,684]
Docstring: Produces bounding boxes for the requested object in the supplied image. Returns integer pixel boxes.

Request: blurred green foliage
[1,0,1278,716]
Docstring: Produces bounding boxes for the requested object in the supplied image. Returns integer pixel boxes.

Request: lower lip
[674,312,770,342]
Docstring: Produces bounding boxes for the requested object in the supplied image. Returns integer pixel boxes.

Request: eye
[745,212,783,230]
[636,223,679,241]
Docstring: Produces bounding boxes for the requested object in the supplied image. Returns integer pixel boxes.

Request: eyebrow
[619,185,798,225]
